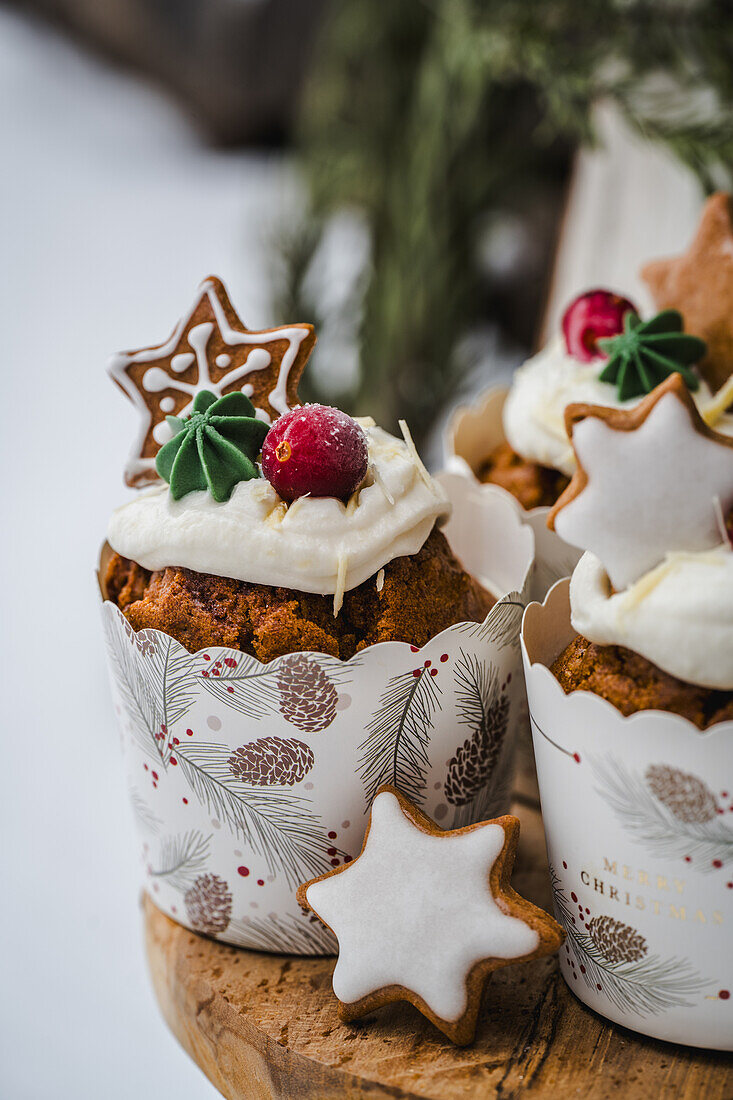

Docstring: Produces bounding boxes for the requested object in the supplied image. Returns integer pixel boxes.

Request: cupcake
[521,374,733,1049]
[446,193,733,595]
[101,276,534,953]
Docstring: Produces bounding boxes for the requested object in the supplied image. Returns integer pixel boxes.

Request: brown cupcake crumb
[105,528,494,661]
[551,634,733,731]
[478,442,569,511]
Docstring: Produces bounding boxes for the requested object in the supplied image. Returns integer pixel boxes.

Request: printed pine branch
[174,740,343,887]
[128,787,163,834]
[358,665,443,807]
[104,609,167,764]
[228,912,337,955]
[150,830,212,891]
[194,650,281,720]
[138,633,197,729]
[456,597,525,650]
[592,756,733,870]
[550,868,710,1016]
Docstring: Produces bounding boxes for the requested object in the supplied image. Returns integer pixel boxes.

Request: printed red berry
[261,404,368,501]
[562,289,637,362]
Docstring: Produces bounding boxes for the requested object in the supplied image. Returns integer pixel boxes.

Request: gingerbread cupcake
[100,277,534,953]
[521,375,733,1050]
[446,193,733,596]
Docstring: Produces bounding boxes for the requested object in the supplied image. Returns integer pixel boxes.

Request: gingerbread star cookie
[642,192,733,393]
[549,374,733,590]
[108,276,316,487]
[297,787,563,1046]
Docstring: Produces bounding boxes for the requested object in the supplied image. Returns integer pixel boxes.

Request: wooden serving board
[143,798,732,1100]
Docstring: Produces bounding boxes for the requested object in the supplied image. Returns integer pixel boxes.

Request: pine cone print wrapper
[522,580,733,1050]
[99,476,533,954]
[445,387,582,600]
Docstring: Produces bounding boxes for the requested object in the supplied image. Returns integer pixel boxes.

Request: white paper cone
[101,479,534,954]
[522,580,733,1050]
[444,386,581,599]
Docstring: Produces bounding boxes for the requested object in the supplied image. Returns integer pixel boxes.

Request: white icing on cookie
[306,791,538,1021]
[570,549,733,690]
[554,390,733,589]
[108,278,309,483]
[107,423,450,595]
[503,337,733,476]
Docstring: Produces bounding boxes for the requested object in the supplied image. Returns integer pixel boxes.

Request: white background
[0,8,296,1097]
[0,7,703,1098]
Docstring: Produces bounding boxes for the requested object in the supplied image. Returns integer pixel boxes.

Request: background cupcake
[101,276,534,952]
[446,193,733,597]
[522,374,733,1049]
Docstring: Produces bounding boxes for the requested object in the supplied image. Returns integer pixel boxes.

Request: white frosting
[107,422,450,596]
[503,337,733,476]
[570,549,733,690]
[306,791,539,1021]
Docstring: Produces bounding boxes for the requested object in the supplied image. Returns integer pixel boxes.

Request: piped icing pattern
[502,337,733,478]
[108,276,315,487]
[107,421,450,597]
[551,375,733,690]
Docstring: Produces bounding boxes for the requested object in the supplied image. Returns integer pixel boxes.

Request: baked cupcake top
[106,277,450,608]
[548,375,733,691]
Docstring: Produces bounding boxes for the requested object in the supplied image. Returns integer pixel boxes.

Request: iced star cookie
[297,786,564,1045]
[547,374,733,725]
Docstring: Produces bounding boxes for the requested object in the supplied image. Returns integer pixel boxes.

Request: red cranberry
[262,404,369,501]
[562,289,637,362]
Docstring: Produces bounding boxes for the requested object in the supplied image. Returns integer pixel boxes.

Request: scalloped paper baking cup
[100,473,534,954]
[522,580,733,1049]
[445,386,581,599]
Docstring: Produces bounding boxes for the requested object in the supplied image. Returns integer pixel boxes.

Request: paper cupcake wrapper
[101,474,534,954]
[522,579,733,1050]
[444,386,581,599]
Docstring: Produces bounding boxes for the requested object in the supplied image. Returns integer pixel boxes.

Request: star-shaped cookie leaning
[297,787,564,1046]
[548,374,733,591]
[641,192,733,394]
[108,275,315,487]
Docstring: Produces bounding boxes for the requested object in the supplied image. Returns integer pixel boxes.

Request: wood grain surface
[143,800,733,1100]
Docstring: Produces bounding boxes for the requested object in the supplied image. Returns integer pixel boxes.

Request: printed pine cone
[588,915,648,964]
[184,873,232,936]
[645,765,718,823]
[278,654,338,732]
[228,737,314,785]
[444,695,510,807]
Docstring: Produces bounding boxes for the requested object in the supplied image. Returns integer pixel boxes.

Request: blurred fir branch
[276,0,733,445]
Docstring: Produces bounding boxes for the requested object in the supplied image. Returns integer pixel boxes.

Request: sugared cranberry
[562,289,637,362]
[262,404,368,501]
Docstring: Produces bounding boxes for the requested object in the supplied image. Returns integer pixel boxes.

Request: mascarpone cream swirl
[569,549,733,690]
[107,421,451,596]
[503,337,733,477]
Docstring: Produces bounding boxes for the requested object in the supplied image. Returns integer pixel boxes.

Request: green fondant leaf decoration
[597,310,706,401]
[155,390,269,501]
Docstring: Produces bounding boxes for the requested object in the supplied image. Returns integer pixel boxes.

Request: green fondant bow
[155,390,269,502]
[597,310,706,401]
